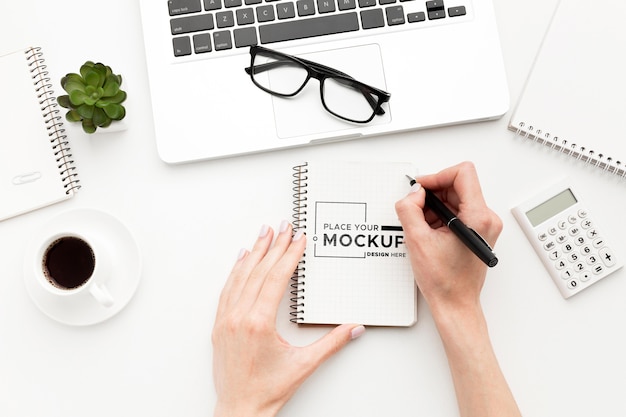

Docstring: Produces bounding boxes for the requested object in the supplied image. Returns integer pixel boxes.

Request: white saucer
[23,208,142,326]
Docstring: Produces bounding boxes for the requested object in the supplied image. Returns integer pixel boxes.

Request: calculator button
[556,234,568,244]
[548,226,558,235]
[574,236,586,246]
[586,254,598,265]
[555,259,567,270]
[580,245,592,255]
[574,262,585,272]
[580,272,592,282]
[567,279,579,289]
[561,269,575,280]
[568,215,578,224]
[568,226,580,236]
[592,237,605,248]
[599,247,616,267]
[587,228,600,239]
[581,219,593,229]
[544,241,556,251]
[578,209,588,218]
[549,250,562,260]
[592,264,605,275]
[557,220,568,230]
[567,252,580,262]
[562,243,574,253]
[538,232,548,241]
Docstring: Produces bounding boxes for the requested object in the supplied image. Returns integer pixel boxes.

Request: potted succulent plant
[57,61,127,134]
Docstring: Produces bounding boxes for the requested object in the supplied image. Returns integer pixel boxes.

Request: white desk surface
[2,1,625,416]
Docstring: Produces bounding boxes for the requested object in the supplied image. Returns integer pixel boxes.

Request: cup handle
[90,283,114,308]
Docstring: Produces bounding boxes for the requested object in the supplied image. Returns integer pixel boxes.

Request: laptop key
[297,0,316,16]
[213,30,233,50]
[259,12,359,43]
[385,6,405,25]
[193,33,213,53]
[234,27,259,47]
[360,9,384,29]
[169,0,202,16]
[170,14,214,35]
[173,36,192,56]
[448,6,466,16]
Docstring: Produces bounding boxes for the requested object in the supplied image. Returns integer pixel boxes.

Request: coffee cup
[34,232,114,308]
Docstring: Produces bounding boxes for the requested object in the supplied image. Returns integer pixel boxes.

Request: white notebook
[0,47,80,221]
[290,161,417,327]
[508,0,626,177]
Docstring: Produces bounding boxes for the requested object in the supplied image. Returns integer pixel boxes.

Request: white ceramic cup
[34,232,114,308]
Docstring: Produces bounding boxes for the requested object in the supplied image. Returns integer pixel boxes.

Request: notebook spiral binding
[514,121,626,179]
[289,163,308,323]
[25,47,81,195]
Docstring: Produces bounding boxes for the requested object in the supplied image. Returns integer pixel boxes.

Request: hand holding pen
[404,175,498,267]
[395,162,503,306]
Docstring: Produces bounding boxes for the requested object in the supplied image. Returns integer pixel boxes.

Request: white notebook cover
[508,0,626,177]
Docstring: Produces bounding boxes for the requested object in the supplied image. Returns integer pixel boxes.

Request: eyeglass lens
[251,48,383,123]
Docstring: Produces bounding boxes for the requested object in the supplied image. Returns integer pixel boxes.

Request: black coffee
[42,237,95,289]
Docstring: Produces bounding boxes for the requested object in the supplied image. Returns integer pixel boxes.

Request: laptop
[139,0,509,163]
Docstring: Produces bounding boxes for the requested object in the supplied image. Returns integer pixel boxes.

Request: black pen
[405,175,498,268]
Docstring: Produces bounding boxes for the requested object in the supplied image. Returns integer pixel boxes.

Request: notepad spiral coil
[513,122,626,178]
[25,47,81,195]
[290,163,308,323]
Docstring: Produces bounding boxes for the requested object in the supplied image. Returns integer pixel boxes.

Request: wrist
[428,299,489,345]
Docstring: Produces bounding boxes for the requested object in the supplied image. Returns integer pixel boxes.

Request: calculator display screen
[526,189,577,227]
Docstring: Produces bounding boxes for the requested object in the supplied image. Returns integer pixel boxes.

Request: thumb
[301,324,365,370]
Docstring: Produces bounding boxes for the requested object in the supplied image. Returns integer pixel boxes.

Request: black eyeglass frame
[245,45,391,124]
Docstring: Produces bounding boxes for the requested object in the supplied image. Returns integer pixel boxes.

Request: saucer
[23,208,142,326]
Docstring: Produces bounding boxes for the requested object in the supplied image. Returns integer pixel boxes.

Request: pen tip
[405,174,416,185]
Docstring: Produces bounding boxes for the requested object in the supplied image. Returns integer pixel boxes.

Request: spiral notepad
[290,161,417,327]
[0,47,80,221]
[509,0,626,178]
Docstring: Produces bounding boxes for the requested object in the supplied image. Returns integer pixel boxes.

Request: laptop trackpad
[271,43,391,139]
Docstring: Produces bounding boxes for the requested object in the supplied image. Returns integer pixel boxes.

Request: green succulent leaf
[84,70,102,88]
[57,95,71,109]
[76,103,95,119]
[102,75,120,97]
[66,109,82,122]
[96,90,127,107]
[63,80,87,96]
[103,103,125,120]
[82,119,97,134]
[61,73,85,90]
[92,107,110,127]
[79,62,94,79]
[69,89,88,106]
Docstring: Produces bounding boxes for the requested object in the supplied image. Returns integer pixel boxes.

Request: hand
[396,162,521,417]
[212,221,364,417]
[395,161,503,314]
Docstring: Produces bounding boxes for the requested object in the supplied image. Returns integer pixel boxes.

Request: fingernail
[258,224,270,238]
[350,325,365,340]
[279,219,290,233]
[236,248,247,261]
[410,183,422,194]
[292,229,305,241]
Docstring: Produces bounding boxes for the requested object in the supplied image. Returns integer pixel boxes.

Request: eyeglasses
[244,46,391,124]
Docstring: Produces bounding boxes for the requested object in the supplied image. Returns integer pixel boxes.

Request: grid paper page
[295,161,417,326]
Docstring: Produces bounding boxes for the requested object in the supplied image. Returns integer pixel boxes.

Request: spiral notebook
[290,161,417,327]
[508,0,626,177]
[0,47,80,222]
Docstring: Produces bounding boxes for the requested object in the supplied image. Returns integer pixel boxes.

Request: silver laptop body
[140,0,509,163]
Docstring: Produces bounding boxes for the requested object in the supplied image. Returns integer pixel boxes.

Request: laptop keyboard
[169,0,468,56]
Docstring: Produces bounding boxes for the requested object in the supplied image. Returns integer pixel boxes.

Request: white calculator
[512,180,623,298]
